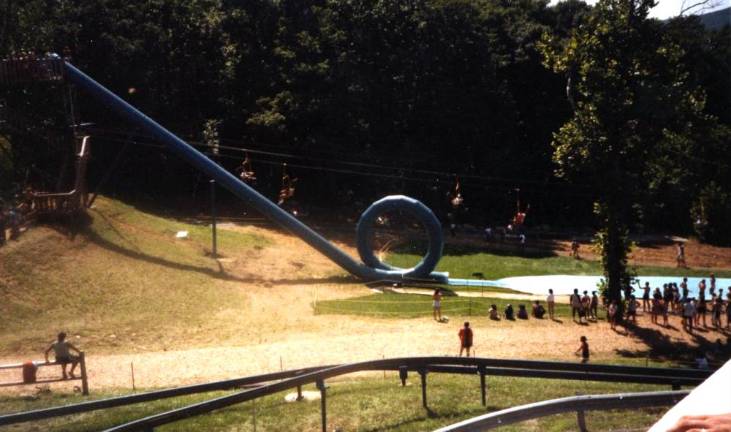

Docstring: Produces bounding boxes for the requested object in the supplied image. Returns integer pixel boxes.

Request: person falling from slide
[450,176,464,208]
[510,188,529,234]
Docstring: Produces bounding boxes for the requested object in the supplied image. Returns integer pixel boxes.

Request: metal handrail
[0,365,332,426]
[100,356,708,432]
[0,356,709,429]
[0,353,89,396]
[433,390,690,431]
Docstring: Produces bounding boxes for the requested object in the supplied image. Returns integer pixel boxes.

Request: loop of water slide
[61,59,448,283]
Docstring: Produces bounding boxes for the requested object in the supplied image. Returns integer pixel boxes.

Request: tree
[539,0,712,307]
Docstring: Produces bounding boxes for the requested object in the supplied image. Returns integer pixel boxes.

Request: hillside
[699,6,731,30]
[0,197,348,357]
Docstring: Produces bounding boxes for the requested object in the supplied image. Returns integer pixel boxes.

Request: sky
[550,0,730,19]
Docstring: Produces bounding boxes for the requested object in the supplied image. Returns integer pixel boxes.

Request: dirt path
[3,309,727,393]
[2,224,729,394]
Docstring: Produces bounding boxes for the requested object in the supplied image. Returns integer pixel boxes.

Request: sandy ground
[2,302,728,393]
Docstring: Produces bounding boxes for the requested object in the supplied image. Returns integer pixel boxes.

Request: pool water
[448,275,731,299]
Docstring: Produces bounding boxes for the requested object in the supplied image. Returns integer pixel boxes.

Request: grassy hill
[0,197,269,356]
[2,197,729,357]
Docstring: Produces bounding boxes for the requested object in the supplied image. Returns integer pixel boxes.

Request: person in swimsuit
[432,288,443,322]
[44,332,82,379]
[547,289,555,320]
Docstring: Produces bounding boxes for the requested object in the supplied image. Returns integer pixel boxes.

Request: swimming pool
[448,275,731,298]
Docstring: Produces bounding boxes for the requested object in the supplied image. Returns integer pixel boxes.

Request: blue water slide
[62,60,447,283]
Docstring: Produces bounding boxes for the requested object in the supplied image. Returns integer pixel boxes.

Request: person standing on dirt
[44,332,82,379]
[581,291,591,322]
[676,243,686,268]
[570,239,580,259]
[698,279,706,299]
[547,289,556,320]
[683,299,696,333]
[711,295,722,328]
[575,336,590,363]
[680,277,689,301]
[626,295,638,323]
[458,322,473,357]
[608,301,619,330]
[432,288,443,322]
[696,296,708,328]
[642,282,651,312]
[591,291,599,320]
[570,289,581,322]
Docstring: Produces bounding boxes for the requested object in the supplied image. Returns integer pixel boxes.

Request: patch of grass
[388,252,731,280]
[314,293,571,318]
[0,374,670,431]
[0,197,269,356]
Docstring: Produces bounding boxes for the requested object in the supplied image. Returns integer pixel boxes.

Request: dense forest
[1,0,729,243]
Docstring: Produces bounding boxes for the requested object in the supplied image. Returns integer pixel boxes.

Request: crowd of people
[435,279,731,332]
[616,275,731,333]
[445,275,731,362]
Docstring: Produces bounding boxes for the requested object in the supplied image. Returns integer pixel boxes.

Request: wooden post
[79,352,89,396]
[296,385,303,401]
[419,369,428,410]
[479,367,487,407]
[210,179,217,258]
[316,379,327,432]
[576,409,587,431]
[399,366,408,386]
[575,392,587,432]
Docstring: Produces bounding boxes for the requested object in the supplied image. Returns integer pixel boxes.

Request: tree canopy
[1,0,729,246]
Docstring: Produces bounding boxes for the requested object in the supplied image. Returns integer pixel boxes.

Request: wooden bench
[0,352,89,395]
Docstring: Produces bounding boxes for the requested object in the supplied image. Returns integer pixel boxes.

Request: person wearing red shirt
[458,322,473,357]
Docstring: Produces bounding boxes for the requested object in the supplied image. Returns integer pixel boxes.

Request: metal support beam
[419,369,428,410]
[478,367,487,407]
[316,379,327,432]
[399,366,408,386]
[576,408,587,432]
[210,179,217,258]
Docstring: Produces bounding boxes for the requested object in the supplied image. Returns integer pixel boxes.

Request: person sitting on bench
[44,332,82,379]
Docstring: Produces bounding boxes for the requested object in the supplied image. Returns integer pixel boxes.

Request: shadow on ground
[616,320,731,366]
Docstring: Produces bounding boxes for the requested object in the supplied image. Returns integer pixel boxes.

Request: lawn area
[388,251,731,280]
[314,292,571,318]
[0,374,670,431]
